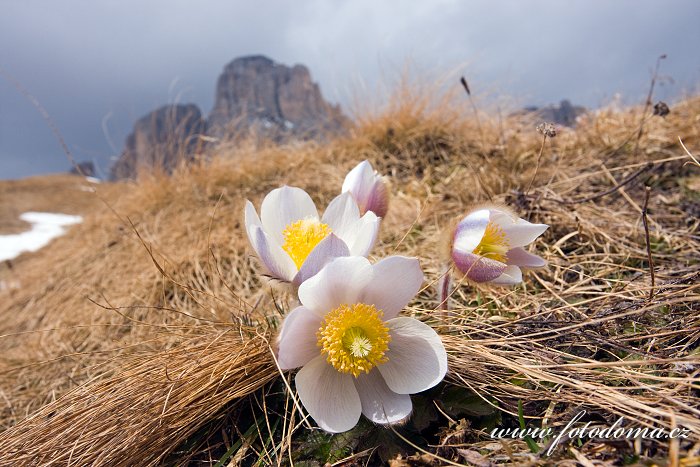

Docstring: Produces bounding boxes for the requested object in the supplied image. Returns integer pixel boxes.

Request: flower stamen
[282,219,331,269]
[473,221,510,263]
[317,303,390,377]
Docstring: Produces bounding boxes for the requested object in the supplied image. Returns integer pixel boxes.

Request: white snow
[0,212,83,261]
[85,177,101,184]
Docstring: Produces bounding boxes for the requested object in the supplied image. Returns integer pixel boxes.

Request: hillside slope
[0,88,699,465]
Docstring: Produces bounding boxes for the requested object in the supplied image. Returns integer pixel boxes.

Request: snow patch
[85,177,101,184]
[0,212,83,261]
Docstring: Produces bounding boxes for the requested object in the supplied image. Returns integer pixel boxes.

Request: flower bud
[342,160,389,218]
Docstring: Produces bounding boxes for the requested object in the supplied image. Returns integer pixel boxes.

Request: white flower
[342,160,389,218]
[451,207,548,285]
[277,256,447,433]
[245,186,380,285]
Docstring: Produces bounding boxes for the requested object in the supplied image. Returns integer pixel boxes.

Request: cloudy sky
[1,0,698,179]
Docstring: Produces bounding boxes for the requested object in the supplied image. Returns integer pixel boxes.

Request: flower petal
[503,222,548,248]
[344,211,380,256]
[244,200,263,230]
[296,356,361,433]
[246,225,297,282]
[342,160,376,212]
[489,210,548,248]
[364,177,389,218]
[298,256,373,315]
[506,247,547,268]
[321,192,360,239]
[360,256,423,319]
[277,306,323,370]
[354,369,412,425]
[453,209,490,254]
[260,186,319,245]
[489,265,524,286]
[451,250,506,283]
[378,317,447,395]
[293,233,350,286]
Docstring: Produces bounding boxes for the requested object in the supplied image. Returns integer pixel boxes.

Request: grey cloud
[1,0,698,179]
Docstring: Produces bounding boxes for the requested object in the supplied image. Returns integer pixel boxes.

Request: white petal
[360,256,423,319]
[503,222,548,248]
[260,186,319,245]
[277,306,323,370]
[342,160,376,213]
[344,211,380,256]
[487,208,516,227]
[506,247,547,268]
[354,370,412,425]
[453,210,490,254]
[293,233,350,286]
[489,210,548,248]
[321,192,360,239]
[298,256,373,315]
[378,317,447,394]
[244,200,263,231]
[489,265,524,285]
[296,356,361,433]
[451,250,506,283]
[247,225,297,281]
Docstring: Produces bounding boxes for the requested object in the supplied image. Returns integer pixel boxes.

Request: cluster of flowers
[244,160,548,433]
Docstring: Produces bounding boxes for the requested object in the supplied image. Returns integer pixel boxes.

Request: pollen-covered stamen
[473,221,510,263]
[343,327,373,358]
[317,303,391,377]
[282,219,331,269]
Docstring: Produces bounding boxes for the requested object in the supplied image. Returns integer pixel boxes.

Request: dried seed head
[460,76,471,96]
[653,101,670,117]
[536,122,557,138]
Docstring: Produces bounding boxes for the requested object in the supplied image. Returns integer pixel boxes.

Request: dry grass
[0,80,699,465]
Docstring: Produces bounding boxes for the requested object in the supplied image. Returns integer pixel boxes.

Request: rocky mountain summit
[208,55,346,138]
[111,56,345,179]
[518,100,586,127]
[110,104,205,180]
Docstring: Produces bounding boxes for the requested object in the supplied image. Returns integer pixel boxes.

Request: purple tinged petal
[342,160,389,217]
[293,233,350,286]
[451,249,506,283]
[364,177,389,218]
[506,247,547,268]
[247,225,297,282]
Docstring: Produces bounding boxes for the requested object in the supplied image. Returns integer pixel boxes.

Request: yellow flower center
[317,303,391,377]
[473,221,510,263]
[281,219,331,269]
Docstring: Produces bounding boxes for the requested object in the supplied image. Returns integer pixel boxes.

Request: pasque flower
[450,207,548,285]
[277,256,447,433]
[245,186,380,285]
[342,160,389,218]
